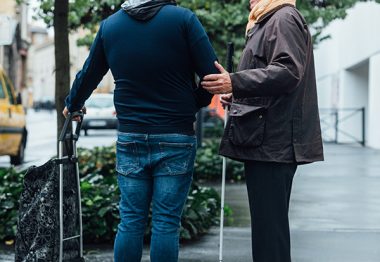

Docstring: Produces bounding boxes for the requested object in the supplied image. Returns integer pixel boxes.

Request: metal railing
[319,107,366,146]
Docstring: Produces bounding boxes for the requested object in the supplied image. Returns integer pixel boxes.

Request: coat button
[259,115,263,119]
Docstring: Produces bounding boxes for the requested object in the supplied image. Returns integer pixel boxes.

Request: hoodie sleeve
[65,21,110,112]
[186,12,218,109]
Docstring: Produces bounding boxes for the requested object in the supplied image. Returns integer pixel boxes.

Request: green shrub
[77,146,116,181]
[180,184,220,240]
[79,172,119,243]
[203,113,224,139]
[198,112,245,182]
[0,145,222,244]
[77,146,222,243]
[194,139,244,182]
[0,168,23,243]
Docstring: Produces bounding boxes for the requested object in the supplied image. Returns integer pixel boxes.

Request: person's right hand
[220,93,233,108]
[62,106,87,122]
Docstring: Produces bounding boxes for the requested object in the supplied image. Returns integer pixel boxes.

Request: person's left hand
[201,61,232,94]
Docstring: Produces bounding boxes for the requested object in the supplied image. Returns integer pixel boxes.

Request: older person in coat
[202,0,324,261]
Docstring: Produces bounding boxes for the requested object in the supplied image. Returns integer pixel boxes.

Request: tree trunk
[54,0,70,152]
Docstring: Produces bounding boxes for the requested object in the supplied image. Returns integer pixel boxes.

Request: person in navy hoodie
[63,0,218,261]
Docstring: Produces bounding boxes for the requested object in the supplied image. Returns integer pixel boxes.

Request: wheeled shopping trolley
[16,112,85,262]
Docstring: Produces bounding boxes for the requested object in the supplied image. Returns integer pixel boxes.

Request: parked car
[82,93,117,136]
[0,67,27,165]
[33,96,55,111]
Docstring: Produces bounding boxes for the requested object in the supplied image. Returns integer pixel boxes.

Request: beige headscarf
[246,0,296,35]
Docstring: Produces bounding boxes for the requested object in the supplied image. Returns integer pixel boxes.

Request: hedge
[0,145,222,244]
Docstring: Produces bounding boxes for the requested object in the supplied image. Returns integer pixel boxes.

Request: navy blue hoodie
[65,2,218,134]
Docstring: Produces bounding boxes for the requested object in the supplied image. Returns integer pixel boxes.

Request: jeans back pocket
[116,141,140,176]
[158,142,196,176]
[228,103,266,147]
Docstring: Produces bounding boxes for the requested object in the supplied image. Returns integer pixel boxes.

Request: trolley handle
[59,111,84,142]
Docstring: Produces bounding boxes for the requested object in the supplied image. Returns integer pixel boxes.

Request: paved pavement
[2,142,380,261]
[81,143,380,262]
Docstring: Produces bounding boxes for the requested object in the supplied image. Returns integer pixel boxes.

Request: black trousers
[244,161,297,262]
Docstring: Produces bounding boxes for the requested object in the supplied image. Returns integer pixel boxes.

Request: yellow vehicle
[0,67,27,165]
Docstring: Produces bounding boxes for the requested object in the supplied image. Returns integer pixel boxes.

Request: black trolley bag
[15,112,85,262]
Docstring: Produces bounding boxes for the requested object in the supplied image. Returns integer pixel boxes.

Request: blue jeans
[114,132,197,262]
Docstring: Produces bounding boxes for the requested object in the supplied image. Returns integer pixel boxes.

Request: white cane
[219,108,228,262]
[219,42,234,262]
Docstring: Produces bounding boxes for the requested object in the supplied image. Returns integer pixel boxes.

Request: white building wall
[338,63,368,143]
[315,2,380,74]
[29,30,115,104]
[314,2,380,149]
[70,31,114,93]
[29,43,55,101]
[0,46,4,67]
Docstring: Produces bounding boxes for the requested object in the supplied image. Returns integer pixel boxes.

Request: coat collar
[256,3,295,24]
[246,3,295,41]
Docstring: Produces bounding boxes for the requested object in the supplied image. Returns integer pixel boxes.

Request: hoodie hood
[122,0,177,21]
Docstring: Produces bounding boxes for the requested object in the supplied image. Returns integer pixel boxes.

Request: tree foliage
[31,0,380,60]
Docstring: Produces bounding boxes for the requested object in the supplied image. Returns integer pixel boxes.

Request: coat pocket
[228,103,266,147]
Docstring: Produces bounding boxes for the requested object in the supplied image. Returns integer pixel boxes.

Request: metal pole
[362,107,366,147]
[73,139,84,257]
[334,109,339,144]
[58,141,64,262]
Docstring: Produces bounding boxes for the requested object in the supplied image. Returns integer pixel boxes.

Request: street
[2,0,380,261]
[1,110,380,261]
[0,109,117,168]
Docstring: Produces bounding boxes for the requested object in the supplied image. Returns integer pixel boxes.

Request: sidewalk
[2,144,380,261]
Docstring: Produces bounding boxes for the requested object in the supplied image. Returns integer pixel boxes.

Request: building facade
[28,28,115,107]
[0,0,29,93]
[314,1,380,149]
